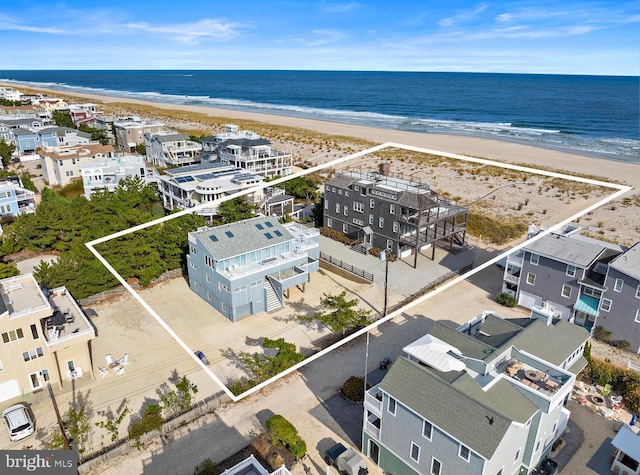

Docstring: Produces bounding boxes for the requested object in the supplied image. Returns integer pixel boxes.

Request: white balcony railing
[503,273,520,285]
[365,420,380,439]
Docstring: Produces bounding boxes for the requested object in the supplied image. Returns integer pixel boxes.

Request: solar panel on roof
[255,223,264,230]
[265,221,274,228]
[225,231,234,238]
[264,233,273,239]
[209,234,218,242]
[274,230,282,237]
[175,176,195,183]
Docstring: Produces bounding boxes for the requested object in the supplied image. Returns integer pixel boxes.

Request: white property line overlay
[86,142,632,402]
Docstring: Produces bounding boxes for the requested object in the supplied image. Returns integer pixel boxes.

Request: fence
[319,252,374,282]
[79,391,229,473]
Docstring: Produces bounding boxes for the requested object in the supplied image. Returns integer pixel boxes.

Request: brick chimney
[378,162,390,176]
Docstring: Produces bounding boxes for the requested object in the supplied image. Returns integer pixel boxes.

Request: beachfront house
[186,216,319,321]
[12,128,41,155]
[68,104,98,127]
[157,162,264,216]
[323,163,468,267]
[0,87,22,102]
[144,131,202,167]
[0,117,46,133]
[80,155,155,199]
[39,143,115,187]
[113,117,164,153]
[500,227,640,350]
[201,124,293,177]
[0,177,37,216]
[0,274,97,404]
[363,312,589,475]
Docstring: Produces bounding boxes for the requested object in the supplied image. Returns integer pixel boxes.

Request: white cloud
[322,2,362,13]
[0,15,66,34]
[122,18,246,44]
[439,3,488,27]
[294,29,347,46]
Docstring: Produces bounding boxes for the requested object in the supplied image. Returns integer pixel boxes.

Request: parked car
[324,443,368,475]
[538,457,559,475]
[2,404,34,441]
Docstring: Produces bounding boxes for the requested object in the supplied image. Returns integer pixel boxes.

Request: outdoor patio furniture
[611,395,623,404]
[545,380,559,391]
[613,402,625,412]
[105,354,116,366]
[118,353,129,366]
[114,366,125,376]
[99,367,109,377]
[579,395,589,405]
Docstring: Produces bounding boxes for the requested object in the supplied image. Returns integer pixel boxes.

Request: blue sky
[1,1,638,75]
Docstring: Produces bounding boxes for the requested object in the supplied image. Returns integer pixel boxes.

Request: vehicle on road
[324,442,368,475]
[2,404,34,441]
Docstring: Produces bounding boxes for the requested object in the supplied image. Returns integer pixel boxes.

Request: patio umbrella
[631,413,636,426]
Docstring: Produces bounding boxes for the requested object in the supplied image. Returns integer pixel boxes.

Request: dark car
[538,458,559,475]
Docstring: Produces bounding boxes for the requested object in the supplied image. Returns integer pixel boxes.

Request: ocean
[1,70,638,163]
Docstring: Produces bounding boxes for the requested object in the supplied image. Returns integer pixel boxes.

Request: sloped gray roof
[219,137,270,148]
[39,126,76,136]
[192,216,292,260]
[509,319,590,367]
[153,133,189,143]
[379,357,519,459]
[11,127,35,136]
[430,322,496,361]
[474,314,525,350]
[524,234,605,267]
[609,243,640,281]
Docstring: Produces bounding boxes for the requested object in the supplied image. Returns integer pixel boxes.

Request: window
[343,223,348,233]
[583,286,602,299]
[390,204,395,215]
[22,347,44,362]
[29,372,42,390]
[635,309,640,323]
[526,273,536,285]
[41,369,50,383]
[530,253,539,265]
[218,282,230,292]
[324,199,329,210]
[343,205,348,216]
[325,185,330,191]
[345,191,350,197]
[386,239,393,250]
[601,298,612,312]
[335,203,340,213]
[459,445,470,461]
[422,420,432,440]
[393,222,398,233]
[338,189,343,195]
[327,218,333,227]
[566,264,576,277]
[430,457,441,475]
[353,202,364,213]
[368,214,374,225]
[30,324,38,340]
[535,440,541,453]
[369,198,375,208]
[331,187,335,192]
[514,449,520,461]
[206,273,210,282]
[410,442,420,463]
[2,328,24,344]
[379,217,384,228]
[561,285,572,298]
[636,285,640,299]
[206,291,211,300]
[614,278,624,292]
[387,397,396,415]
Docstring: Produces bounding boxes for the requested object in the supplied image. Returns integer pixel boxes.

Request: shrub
[340,376,368,402]
[128,405,164,441]
[265,415,307,459]
[496,292,517,307]
[320,227,356,245]
[593,326,612,341]
[618,340,631,350]
[193,458,216,475]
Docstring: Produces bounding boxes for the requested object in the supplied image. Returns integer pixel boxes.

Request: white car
[2,404,34,441]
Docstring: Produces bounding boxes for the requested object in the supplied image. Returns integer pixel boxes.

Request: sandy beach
[5,83,640,246]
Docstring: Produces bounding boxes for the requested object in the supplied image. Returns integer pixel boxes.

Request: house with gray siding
[363,312,589,475]
[501,227,640,351]
[186,216,319,322]
[323,163,468,267]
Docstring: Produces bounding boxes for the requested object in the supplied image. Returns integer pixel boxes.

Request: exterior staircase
[264,280,282,312]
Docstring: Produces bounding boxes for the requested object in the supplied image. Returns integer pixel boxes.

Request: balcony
[503,272,520,285]
[364,384,383,415]
[365,416,381,439]
[507,253,524,266]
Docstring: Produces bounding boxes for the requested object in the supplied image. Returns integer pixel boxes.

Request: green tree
[215,197,257,224]
[95,404,130,443]
[79,124,110,145]
[52,110,74,128]
[238,338,304,383]
[160,375,198,418]
[0,139,16,167]
[135,143,146,155]
[282,177,319,202]
[298,291,372,335]
[311,197,324,227]
[0,262,19,279]
[64,405,90,455]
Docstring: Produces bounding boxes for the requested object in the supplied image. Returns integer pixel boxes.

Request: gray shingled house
[363,312,589,475]
[322,163,468,267]
[186,216,319,321]
[501,227,640,350]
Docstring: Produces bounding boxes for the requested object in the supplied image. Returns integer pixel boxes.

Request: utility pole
[48,383,71,450]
